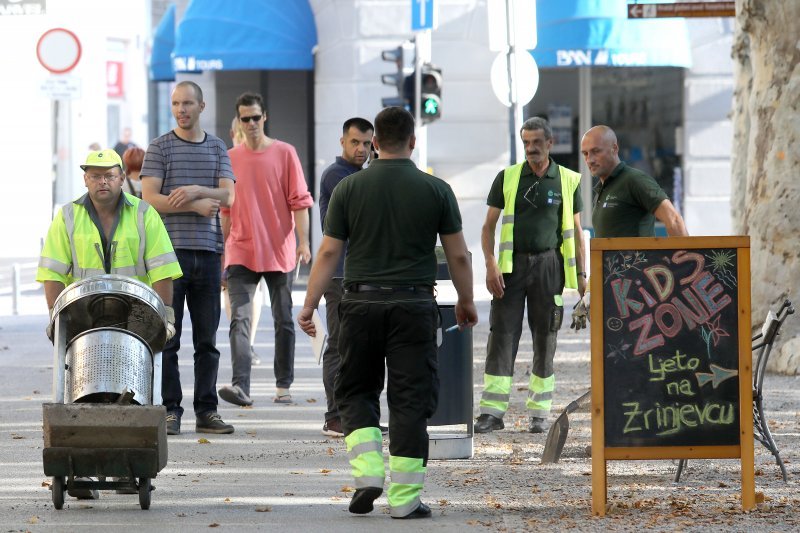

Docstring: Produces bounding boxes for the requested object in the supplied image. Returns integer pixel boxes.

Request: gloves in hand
[165,305,176,342]
[570,297,588,331]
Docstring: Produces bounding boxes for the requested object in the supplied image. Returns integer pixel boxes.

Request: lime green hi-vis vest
[498,163,581,289]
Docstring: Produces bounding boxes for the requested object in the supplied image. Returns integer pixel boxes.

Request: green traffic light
[423,98,439,115]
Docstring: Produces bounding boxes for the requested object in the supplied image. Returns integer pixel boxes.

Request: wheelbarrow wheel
[52,476,65,510]
[138,478,151,510]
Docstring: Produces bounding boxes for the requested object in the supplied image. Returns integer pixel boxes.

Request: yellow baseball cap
[80,149,124,171]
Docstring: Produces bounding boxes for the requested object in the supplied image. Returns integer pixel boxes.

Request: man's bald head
[581,125,620,181]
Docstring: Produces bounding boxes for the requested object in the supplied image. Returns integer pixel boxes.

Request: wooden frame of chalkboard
[589,236,754,516]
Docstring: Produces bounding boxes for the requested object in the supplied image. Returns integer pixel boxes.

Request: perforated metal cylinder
[65,328,153,405]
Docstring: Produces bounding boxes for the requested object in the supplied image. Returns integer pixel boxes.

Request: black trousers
[335,291,439,463]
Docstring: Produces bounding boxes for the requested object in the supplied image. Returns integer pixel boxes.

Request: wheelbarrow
[43,275,170,510]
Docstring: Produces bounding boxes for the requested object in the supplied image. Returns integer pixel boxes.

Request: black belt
[346,284,434,294]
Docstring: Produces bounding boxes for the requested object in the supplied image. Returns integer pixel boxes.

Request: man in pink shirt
[219,92,313,407]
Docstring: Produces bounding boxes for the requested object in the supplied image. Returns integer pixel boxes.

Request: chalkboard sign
[589,236,755,517]
[601,247,740,447]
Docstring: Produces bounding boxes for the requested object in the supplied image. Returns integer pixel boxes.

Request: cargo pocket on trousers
[550,306,564,332]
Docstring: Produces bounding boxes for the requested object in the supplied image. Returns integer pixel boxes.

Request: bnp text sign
[0,0,45,15]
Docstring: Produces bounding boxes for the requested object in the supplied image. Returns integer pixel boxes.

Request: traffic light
[419,63,442,124]
[381,41,415,109]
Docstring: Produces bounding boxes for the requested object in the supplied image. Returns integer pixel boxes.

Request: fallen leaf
[326,447,334,456]
[718,482,728,488]
[284,492,294,496]
[755,492,765,504]
[341,485,355,493]
[209,523,220,528]
[198,438,210,444]
[246,431,256,437]
[306,398,317,403]
[255,506,272,512]
[42,480,50,487]
[438,499,449,506]
[28,516,39,524]
[11,433,25,439]
[224,497,232,503]
[320,469,331,474]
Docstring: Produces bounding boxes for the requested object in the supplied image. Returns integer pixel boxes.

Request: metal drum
[65,328,153,405]
[49,274,168,353]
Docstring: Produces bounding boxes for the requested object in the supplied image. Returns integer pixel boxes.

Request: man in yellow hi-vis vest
[476,117,586,435]
[37,149,182,328]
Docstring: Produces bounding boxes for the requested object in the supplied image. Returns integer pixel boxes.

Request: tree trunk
[732,0,800,373]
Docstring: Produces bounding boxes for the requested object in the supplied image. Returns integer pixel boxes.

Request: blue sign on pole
[412,0,436,31]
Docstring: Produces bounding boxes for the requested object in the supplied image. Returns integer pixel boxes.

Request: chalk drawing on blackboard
[703,315,730,346]
[606,339,632,365]
[706,250,737,289]
[695,364,738,389]
[604,251,648,284]
[700,326,713,359]
[607,317,624,331]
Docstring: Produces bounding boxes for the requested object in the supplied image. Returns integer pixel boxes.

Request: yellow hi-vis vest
[498,163,581,289]
[36,193,181,287]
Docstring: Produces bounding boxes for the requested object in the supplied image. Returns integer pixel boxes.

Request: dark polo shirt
[487,158,582,253]
[592,162,668,238]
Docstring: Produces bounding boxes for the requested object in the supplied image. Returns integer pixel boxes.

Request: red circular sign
[36,28,82,74]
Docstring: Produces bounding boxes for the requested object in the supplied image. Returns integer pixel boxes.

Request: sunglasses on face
[239,115,263,123]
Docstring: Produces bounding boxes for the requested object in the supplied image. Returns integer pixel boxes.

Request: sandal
[274,388,292,404]
[273,394,292,404]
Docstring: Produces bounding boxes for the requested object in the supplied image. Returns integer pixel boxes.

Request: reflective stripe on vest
[62,200,149,280]
[497,164,581,289]
[388,455,426,517]
[345,427,385,489]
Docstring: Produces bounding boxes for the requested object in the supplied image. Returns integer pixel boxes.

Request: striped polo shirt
[141,131,235,253]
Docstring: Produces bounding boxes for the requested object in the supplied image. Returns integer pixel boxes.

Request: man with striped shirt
[142,80,236,436]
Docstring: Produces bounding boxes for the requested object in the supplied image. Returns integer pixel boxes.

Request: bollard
[12,263,21,316]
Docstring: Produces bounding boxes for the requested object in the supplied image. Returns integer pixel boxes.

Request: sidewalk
[1,286,798,531]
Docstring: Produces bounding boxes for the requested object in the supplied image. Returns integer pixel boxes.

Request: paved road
[0,288,496,532]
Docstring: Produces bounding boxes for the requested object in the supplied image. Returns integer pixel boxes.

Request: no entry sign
[36,28,81,74]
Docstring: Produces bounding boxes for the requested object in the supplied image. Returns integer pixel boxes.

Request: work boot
[166,412,181,435]
[528,416,546,434]
[68,477,99,500]
[196,412,234,434]
[474,414,504,434]
[349,486,383,514]
[392,502,432,519]
[322,417,344,438]
[218,385,253,407]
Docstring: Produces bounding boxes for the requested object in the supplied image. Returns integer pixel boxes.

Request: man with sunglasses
[218,92,313,408]
[475,116,586,435]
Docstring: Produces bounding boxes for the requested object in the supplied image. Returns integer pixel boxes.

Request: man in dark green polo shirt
[298,107,477,519]
[476,117,586,436]
[582,125,687,237]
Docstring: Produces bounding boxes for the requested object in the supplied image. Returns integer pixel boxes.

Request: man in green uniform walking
[298,107,477,519]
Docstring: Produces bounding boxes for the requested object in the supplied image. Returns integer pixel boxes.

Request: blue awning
[150,4,175,82]
[173,0,317,72]
[531,0,692,68]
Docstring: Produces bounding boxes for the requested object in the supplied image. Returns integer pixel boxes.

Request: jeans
[162,249,222,418]
[322,278,343,421]
[227,266,295,394]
